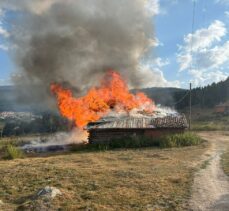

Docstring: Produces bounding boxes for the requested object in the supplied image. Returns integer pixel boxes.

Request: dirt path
[190,131,229,211]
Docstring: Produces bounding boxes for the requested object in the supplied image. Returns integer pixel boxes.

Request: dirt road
[190,131,229,211]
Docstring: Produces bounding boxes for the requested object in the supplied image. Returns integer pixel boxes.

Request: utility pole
[189,83,192,131]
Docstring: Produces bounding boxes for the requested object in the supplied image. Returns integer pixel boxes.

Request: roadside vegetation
[192,115,229,131]
[4,144,24,160]
[0,137,27,160]
[72,132,203,152]
[221,149,229,177]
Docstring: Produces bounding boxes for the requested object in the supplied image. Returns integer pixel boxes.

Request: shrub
[87,132,201,150]
[5,144,24,160]
[71,132,202,152]
[159,132,202,148]
[221,150,229,176]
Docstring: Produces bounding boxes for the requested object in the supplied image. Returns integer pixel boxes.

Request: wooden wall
[88,128,185,144]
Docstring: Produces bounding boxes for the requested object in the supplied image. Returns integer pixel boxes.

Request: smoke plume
[2,0,159,109]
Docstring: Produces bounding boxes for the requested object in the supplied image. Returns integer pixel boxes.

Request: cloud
[0,9,9,50]
[177,20,229,86]
[0,26,9,37]
[0,8,3,17]
[194,41,229,70]
[225,11,229,18]
[153,57,170,67]
[189,69,228,87]
[0,78,12,86]
[138,65,180,88]
[145,0,160,15]
[215,0,229,5]
[177,20,227,71]
[138,57,179,88]
[0,8,9,38]
[179,20,226,56]
[0,44,8,51]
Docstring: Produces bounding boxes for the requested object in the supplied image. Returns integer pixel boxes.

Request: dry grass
[0,142,207,210]
[182,107,229,131]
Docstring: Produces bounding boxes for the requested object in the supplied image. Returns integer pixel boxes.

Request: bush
[70,132,202,152]
[221,150,229,176]
[5,144,24,160]
[159,132,202,148]
[84,132,202,151]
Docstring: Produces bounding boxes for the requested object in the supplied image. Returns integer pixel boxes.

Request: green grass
[182,107,229,131]
[191,113,229,131]
[72,132,203,152]
[221,150,229,176]
[159,133,202,148]
[192,121,229,131]
[4,144,24,160]
[0,137,26,159]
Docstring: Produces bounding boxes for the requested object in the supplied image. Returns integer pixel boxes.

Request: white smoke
[21,129,88,152]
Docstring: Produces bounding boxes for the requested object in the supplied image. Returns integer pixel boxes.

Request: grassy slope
[0,143,207,210]
[182,107,229,131]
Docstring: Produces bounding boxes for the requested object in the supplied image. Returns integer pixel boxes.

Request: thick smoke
[2,0,159,109]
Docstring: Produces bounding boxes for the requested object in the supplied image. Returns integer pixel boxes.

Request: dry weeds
[0,142,208,210]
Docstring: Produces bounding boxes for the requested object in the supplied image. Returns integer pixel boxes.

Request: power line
[189,0,196,131]
[190,0,196,72]
[171,90,190,106]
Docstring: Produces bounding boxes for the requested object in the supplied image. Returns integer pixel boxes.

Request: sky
[0,0,228,89]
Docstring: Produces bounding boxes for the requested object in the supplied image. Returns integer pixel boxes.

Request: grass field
[182,107,229,131]
[0,140,207,210]
[191,115,229,131]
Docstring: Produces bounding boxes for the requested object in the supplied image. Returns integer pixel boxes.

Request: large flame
[51,71,155,128]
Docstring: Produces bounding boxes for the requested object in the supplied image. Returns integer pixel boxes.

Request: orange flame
[51,70,155,128]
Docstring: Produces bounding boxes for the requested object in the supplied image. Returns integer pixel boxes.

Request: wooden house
[214,102,229,114]
[87,114,188,144]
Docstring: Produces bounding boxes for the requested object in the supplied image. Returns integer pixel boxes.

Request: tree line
[174,77,229,109]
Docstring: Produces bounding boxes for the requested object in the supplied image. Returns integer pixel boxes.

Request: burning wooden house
[87,114,188,144]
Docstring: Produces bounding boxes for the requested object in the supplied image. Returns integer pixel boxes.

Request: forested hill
[173,77,229,109]
[134,77,229,109]
[0,77,228,111]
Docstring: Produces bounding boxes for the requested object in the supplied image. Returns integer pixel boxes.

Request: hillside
[0,86,46,112]
[1,86,185,112]
[0,77,228,112]
[0,86,18,111]
[137,77,229,109]
[174,77,229,109]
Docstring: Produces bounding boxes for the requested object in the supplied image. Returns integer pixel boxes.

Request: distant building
[214,102,229,114]
[87,115,188,144]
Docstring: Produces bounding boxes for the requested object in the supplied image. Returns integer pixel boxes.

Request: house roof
[87,114,188,129]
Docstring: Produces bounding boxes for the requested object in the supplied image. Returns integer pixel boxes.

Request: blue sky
[0,0,228,89]
[152,0,229,88]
